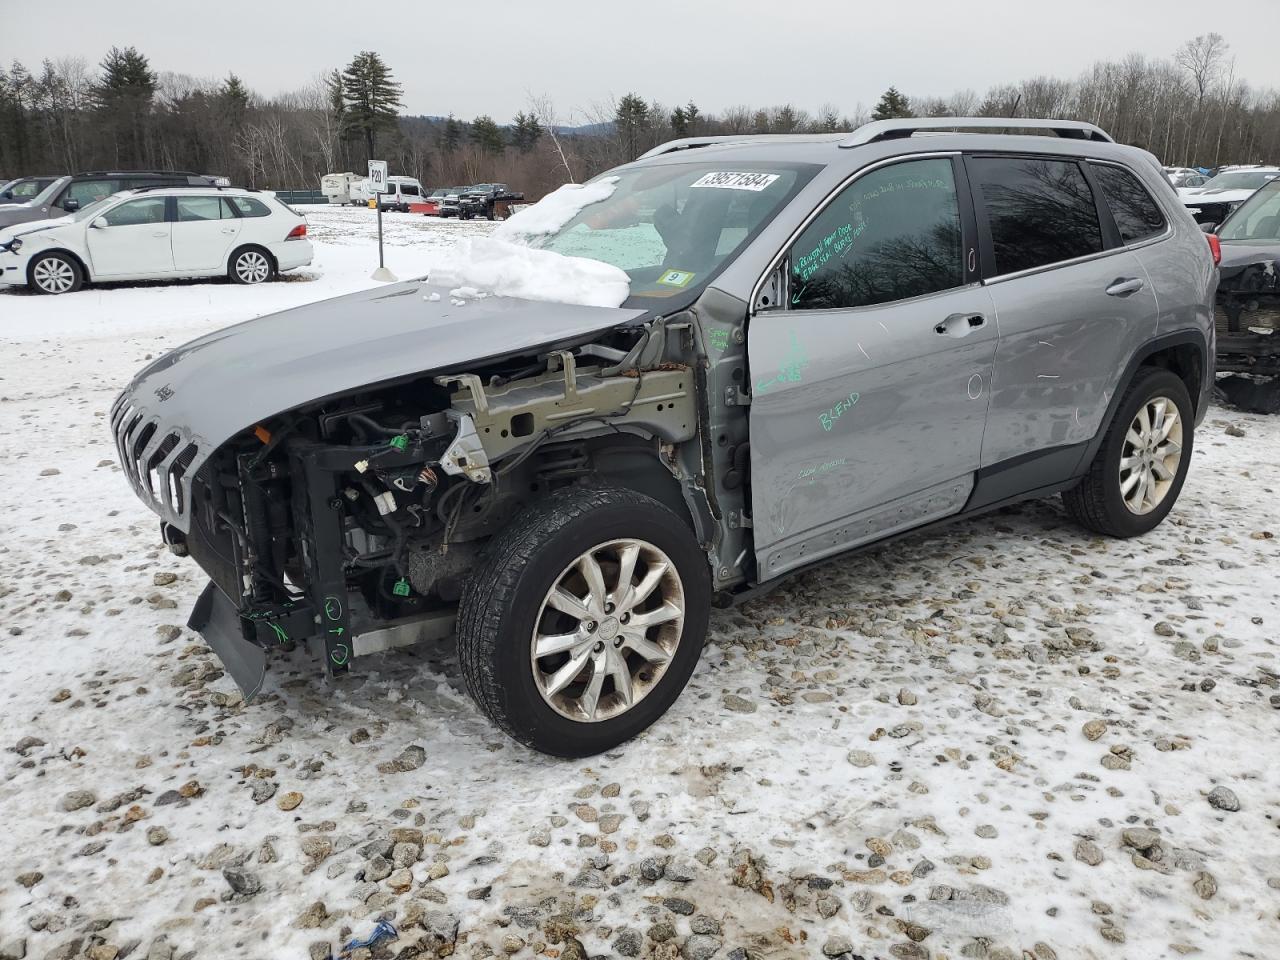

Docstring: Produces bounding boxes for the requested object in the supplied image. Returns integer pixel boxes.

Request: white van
[320,172,366,206]
[377,176,425,212]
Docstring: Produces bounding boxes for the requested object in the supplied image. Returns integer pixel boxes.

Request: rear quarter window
[229,197,272,218]
[969,156,1103,276]
[1091,163,1166,243]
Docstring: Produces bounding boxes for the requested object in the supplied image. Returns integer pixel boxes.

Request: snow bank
[493,177,619,241]
[428,236,630,308]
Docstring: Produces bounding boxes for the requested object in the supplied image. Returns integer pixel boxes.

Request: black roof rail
[73,169,211,178]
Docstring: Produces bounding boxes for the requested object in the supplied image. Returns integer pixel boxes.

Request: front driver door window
[748,156,997,579]
[87,197,175,277]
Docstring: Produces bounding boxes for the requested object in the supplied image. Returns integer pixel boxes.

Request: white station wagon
[0,186,313,294]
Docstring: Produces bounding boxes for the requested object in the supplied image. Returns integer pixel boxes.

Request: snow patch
[428,237,630,308]
[492,177,619,241]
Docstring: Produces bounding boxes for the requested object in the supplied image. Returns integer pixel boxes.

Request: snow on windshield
[427,236,630,309]
[427,176,628,307]
[492,177,619,241]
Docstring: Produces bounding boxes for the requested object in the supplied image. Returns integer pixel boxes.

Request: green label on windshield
[657,270,695,288]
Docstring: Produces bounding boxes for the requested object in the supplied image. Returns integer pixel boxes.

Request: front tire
[228,247,274,285]
[29,252,83,294]
[1063,366,1193,537]
[457,486,710,757]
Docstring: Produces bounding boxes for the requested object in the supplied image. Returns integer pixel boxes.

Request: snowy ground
[1,206,1278,960]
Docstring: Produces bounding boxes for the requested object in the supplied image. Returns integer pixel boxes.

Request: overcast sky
[3,0,1278,121]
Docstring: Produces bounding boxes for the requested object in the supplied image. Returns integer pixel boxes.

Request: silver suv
[112,118,1215,756]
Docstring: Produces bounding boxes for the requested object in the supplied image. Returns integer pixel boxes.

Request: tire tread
[1063,365,1191,537]
[457,485,671,752]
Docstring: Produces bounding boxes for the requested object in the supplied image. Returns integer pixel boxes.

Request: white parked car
[0,186,313,295]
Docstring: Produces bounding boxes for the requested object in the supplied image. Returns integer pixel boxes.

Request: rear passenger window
[1091,164,1166,243]
[789,157,963,310]
[176,196,225,221]
[970,157,1102,276]
[228,197,271,218]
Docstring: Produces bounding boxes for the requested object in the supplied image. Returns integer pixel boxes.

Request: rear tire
[1062,366,1193,537]
[228,246,275,285]
[29,251,83,294]
[457,486,710,757]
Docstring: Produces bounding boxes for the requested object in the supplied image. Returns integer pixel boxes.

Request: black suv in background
[442,183,525,220]
[0,170,225,230]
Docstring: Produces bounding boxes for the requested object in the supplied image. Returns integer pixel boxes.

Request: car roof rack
[840,117,1114,147]
[73,170,212,178]
[638,133,849,160]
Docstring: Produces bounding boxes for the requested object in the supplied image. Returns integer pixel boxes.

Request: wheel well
[1142,342,1203,414]
[576,435,698,535]
[27,248,87,282]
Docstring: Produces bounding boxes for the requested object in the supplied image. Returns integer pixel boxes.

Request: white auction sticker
[690,172,780,191]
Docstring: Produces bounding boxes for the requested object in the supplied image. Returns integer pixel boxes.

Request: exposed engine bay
[131,313,740,697]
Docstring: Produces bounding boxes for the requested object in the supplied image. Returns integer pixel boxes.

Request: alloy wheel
[1119,395,1183,515]
[530,538,685,723]
[32,257,76,294]
[235,251,271,284]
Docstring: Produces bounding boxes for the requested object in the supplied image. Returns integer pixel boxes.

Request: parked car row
[0,185,312,294]
[0,170,230,231]
[433,183,525,220]
[1178,166,1280,225]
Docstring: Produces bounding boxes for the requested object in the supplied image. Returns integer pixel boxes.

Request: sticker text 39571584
[690,172,781,192]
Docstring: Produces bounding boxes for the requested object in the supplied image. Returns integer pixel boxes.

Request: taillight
[1206,232,1221,266]
[285,223,307,241]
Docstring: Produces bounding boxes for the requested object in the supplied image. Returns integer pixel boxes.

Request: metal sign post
[368,160,396,282]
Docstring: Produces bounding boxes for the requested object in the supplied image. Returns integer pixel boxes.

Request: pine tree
[440,114,464,153]
[339,51,404,163]
[510,111,542,152]
[470,114,505,155]
[221,74,249,110]
[615,92,650,161]
[94,46,156,165]
[871,86,912,121]
[670,105,689,136]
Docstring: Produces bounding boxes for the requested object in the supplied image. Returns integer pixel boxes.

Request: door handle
[152,231,168,238]
[1105,277,1144,297]
[221,228,236,234]
[935,313,987,338]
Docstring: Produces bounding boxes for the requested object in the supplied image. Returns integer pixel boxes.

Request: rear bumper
[273,240,313,271]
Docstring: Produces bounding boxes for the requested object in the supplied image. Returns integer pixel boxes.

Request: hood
[112,281,645,531]
[1182,188,1256,204]
[0,218,70,242]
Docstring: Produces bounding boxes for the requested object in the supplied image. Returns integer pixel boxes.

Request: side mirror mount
[1199,221,1218,234]
[63,198,80,213]
[91,217,108,229]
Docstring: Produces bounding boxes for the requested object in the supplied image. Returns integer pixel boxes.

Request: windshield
[1218,181,1280,242]
[1202,171,1279,191]
[3,177,55,201]
[523,162,816,304]
[72,196,119,222]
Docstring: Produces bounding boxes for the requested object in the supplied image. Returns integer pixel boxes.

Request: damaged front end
[1215,248,1280,412]
[111,288,707,698]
